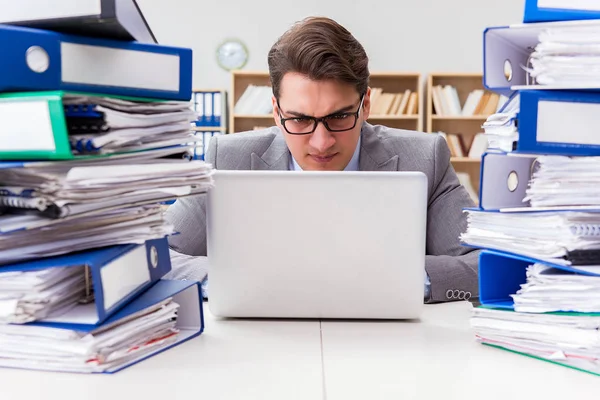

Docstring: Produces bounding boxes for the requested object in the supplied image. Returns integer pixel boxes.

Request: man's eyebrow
[283,104,356,118]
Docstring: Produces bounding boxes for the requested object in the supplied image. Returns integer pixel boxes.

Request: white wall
[137,0,525,89]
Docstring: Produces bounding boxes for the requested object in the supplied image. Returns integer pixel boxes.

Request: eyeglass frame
[276,93,365,135]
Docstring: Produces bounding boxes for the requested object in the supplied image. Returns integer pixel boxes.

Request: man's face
[272,72,371,171]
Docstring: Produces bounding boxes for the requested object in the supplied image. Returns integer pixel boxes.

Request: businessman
[166,16,480,303]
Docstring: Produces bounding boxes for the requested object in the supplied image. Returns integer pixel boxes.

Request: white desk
[321,302,600,399]
[0,311,324,400]
[1,302,599,400]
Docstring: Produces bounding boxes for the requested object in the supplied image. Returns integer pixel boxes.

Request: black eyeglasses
[277,94,364,135]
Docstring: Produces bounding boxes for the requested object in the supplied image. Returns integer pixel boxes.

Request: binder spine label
[60,42,181,92]
[0,1,102,22]
[537,100,600,146]
[0,100,55,151]
[538,0,600,11]
[99,245,151,310]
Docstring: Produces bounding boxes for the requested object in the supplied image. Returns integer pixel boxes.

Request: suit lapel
[358,123,399,171]
[250,130,290,170]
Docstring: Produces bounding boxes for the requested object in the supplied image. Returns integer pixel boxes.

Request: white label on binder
[538,100,600,145]
[100,245,151,311]
[61,42,180,92]
[0,100,55,151]
[204,93,213,118]
[196,93,204,118]
[213,92,222,118]
[0,0,101,21]
[538,0,600,11]
[172,285,202,330]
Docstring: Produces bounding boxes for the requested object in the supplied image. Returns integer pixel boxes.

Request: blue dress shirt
[287,136,431,300]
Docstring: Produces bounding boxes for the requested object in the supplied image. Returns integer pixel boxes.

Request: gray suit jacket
[165,122,480,303]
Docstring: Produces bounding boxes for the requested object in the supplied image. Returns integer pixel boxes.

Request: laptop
[206,170,427,319]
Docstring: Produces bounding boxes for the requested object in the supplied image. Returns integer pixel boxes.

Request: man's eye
[292,118,309,123]
[329,114,349,120]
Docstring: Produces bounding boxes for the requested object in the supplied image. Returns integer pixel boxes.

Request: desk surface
[1,302,599,399]
[321,302,600,399]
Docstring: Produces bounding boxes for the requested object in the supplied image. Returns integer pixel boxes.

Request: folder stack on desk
[0,1,209,374]
[461,0,600,377]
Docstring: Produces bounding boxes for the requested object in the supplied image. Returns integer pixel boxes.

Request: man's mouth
[310,153,337,163]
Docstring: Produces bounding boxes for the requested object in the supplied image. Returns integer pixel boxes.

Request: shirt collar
[289,135,361,171]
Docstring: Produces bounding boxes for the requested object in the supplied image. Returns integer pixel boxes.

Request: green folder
[0,91,73,160]
[483,343,600,377]
[0,90,171,161]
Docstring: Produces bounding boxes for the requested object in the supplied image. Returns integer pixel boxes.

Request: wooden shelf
[450,157,480,163]
[230,71,273,133]
[425,73,496,134]
[192,126,227,132]
[425,72,497,201]
[368,115,419,120]
[233,114,420,121]
[233,114,272,119]
[430,119,486,147]
[230,70,423,133]
[367,72,422,131]
[432,115,488,120]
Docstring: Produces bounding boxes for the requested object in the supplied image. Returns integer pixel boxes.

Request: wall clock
[216,39,249,71]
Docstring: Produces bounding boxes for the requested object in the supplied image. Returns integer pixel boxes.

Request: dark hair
[267,16,370,99]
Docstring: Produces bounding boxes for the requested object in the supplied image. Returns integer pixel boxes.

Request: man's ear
[271,95,280,128]
[363,87,371,120]
[271,95,281,128]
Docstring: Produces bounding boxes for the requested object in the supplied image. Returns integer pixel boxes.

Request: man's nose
[308,123,335,153]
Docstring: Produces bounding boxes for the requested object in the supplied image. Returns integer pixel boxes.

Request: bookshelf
[426,73,503,199]
[191,88,228,160]
[367,72,422,131]
[230,70,423,133]
[230,71,273,133]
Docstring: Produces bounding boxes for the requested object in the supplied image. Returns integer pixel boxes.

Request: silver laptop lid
[206,170,427,319]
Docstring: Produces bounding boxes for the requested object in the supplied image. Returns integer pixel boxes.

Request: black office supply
[0,0,157,43]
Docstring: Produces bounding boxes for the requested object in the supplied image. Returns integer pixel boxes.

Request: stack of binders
[0,1,211,374]
[462,0,600,377]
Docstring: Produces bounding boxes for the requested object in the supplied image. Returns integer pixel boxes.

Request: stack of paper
[0,160,214,218]
[460,209,600,265]
[471,306,600,375]
[63,94,198,155]
[0,266,86,324]
[481,93,519,152]
[0,297,180,373]
[529,25,600,86]
[511,263,600,313]
[525,156,600,207]
[0,205,170,265]
[0,6,207,375]
[0,145,214,265]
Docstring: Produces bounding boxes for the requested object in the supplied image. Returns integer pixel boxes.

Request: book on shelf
[456,172,478,204]
[437,131,488,160]
[438,132,466,157]
[370,88,417,116]
[233,84,273,115]
[432,85,508,116]
[468,133,489,159]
